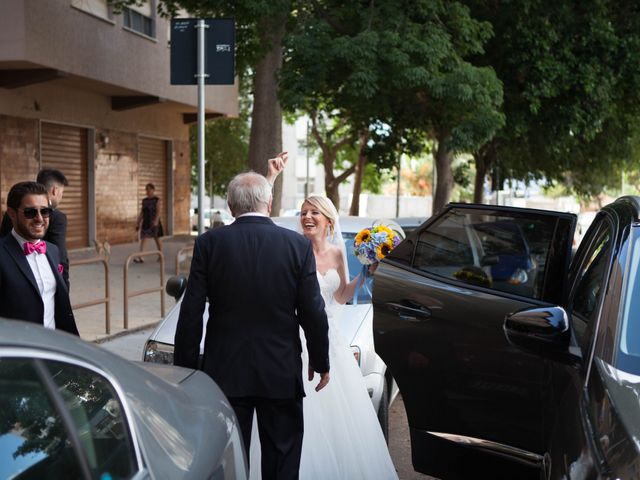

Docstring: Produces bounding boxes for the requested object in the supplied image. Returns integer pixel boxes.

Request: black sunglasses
[21,207,53,219]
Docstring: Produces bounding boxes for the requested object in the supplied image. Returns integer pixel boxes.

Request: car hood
[596,358,640,453]
[150,297,371,350]
[0,320,237,480]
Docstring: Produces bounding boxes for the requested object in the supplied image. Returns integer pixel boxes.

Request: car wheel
[377,379,389,443]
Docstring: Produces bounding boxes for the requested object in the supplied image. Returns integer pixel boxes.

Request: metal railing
[123,251,165,329]
[175,245,194,276]
[70,257,111,334]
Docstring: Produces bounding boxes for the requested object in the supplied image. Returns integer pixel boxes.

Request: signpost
[170,18,235,234]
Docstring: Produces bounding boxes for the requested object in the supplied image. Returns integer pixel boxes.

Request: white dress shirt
[11,230,57,330]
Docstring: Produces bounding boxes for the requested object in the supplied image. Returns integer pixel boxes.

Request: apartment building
[0,0,238,247]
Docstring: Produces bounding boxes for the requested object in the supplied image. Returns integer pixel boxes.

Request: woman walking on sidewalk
[134,183,163,263]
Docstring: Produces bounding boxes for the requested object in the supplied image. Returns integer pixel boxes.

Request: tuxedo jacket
[0,234,78,335]
[174,216,329,399]
[1,209,70,289]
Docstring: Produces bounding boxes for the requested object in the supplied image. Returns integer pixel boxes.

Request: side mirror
[166,275,187,300]
[504,306,570,351]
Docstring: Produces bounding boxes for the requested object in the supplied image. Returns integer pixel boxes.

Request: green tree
[466,0,640,202]
[280,0,503,214]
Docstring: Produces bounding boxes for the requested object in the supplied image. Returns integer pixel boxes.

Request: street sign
[170,18,235,85]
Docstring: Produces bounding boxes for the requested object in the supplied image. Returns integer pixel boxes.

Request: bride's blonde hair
[302,196,337,237]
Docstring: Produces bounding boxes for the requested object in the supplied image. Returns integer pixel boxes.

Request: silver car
[143,216,401,439]
[0,319,247,480]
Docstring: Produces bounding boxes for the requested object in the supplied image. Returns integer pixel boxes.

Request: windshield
[342,232,372,304]
[618,227,640,375]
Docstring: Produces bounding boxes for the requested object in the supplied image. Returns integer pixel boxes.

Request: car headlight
[351,345,361,366]
[143,340,175,364]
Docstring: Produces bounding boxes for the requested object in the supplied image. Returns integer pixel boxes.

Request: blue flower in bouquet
[353,224,400,265]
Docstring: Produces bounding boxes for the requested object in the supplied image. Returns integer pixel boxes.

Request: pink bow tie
[23,242,46,255]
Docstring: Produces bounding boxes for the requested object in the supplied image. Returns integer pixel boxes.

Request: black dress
[140,196,161,238]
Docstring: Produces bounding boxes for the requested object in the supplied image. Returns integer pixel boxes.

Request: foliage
[279,0,503,209]
[466,0,640,198]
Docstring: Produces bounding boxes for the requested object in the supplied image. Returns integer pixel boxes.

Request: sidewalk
[68,234,195,342]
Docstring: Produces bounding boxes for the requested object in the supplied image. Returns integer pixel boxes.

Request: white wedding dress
[249,269,398,479]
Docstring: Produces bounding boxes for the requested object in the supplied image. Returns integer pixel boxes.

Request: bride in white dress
[249,195,398,479]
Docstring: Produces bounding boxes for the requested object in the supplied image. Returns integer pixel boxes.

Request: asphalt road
[99,330,436,480]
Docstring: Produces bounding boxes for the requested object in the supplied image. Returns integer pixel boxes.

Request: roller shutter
[41,122,89,249]
[138,136,168,235]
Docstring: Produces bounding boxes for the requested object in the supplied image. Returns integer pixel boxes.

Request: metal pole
[305,118,310,198]
[196,19,209,235]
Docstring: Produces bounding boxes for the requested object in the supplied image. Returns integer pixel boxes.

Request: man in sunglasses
[1,169,70,289]
[0,181,79,335]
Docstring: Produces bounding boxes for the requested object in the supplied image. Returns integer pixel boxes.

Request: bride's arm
[333,247,359,304]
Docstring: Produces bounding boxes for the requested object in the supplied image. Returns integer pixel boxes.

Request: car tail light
[143,340,175,364]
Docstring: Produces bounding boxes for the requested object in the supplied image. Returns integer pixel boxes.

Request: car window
[569,223,612,348]
[619,226,640,375]
[0,358,137,480]
[343,232,373,304]
[410,208,558,299]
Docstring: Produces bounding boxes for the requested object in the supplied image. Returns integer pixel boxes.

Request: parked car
[373,198,640,479]
[0,319,248,480]
[190,208,234,231]
[143,216,404,439]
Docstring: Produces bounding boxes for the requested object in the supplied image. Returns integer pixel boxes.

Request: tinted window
[569,224,611,324]
[411,208,558,299]
[0,358,136,480]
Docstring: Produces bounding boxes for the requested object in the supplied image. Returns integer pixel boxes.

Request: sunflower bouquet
[353,224,401,265]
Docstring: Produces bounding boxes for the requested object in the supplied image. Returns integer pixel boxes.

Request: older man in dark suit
[1,169,70,289]
[174,170,329,479]
[0,181,78,335]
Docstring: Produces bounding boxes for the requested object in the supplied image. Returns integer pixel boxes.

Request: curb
[92,321,159,344]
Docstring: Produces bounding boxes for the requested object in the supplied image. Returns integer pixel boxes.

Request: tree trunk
[325,179,341,211]
[248,16,285,216]
[349,132,368,216]
[473,143,496,204]
[432,137,454,214]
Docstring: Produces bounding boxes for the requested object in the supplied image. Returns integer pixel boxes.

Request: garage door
[138,136,168,235]
[41,122,88,249]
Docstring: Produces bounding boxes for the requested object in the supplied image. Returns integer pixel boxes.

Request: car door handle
[386,302,432,322]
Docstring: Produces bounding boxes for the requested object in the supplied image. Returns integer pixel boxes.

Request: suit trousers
[230,396,304,480]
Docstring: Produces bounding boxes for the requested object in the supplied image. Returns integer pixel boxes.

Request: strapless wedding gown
[249,269,398,479]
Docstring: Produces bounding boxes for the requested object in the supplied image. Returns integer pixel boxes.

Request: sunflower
[375,225,394,238]
[376,241,393,260]
[355,228,371,246]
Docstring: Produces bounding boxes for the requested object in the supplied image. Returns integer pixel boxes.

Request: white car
[190,208,235,231]
[143,216,402,439]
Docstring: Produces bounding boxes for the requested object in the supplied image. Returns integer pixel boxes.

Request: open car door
[373,204,576,479]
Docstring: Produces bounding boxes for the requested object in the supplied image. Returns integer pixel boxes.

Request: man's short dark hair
[145,183,155,190]
[7,182,48,210]
[37,169,68,189]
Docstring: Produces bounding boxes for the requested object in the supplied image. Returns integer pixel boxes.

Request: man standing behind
[0,182,78,335]
[174,171,329,479]
[1,169,70,289]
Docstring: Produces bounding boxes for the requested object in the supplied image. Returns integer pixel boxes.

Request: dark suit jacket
[1,209,70,289]
[0,234,79,335]
[174,215,329,399]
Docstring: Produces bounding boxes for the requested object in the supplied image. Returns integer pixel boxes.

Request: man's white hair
[227,172,272,215]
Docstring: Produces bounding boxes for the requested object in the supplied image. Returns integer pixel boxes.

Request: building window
[123,1,154,37]
[71,0,111,20]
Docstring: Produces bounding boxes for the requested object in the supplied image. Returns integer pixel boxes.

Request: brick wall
[0,115,39,214]
[95,129,139,244]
